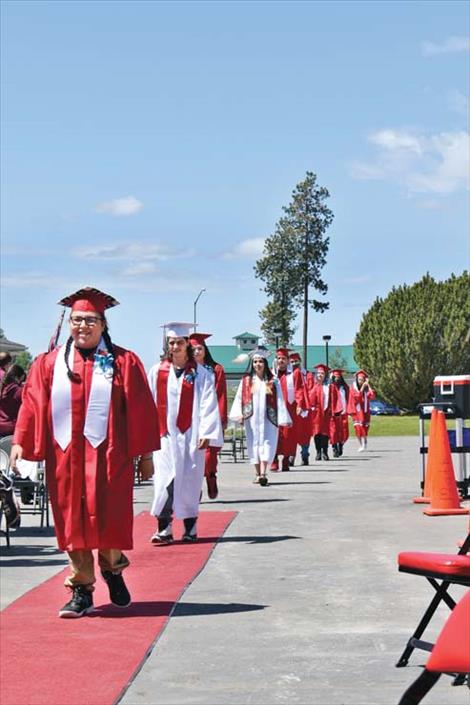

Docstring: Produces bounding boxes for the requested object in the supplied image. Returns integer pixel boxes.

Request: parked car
[369,399,401,416]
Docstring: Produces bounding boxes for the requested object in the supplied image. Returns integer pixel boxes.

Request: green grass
[363,415,420,436]
[360,416,469,437]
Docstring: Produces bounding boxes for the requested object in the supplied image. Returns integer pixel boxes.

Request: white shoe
[150,522,173,544]
[357,446,365,453]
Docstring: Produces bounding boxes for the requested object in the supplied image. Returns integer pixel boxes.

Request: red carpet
[0,510,236,705]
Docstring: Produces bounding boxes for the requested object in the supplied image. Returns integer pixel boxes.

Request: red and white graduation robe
[329,382,350,445]
[307,379,342,437]
[148,360,221,520]
[204,362,228,475]
[274,368,306,457]
[295,369,313,446]
[13,345,160,552]
[229,374,291,464]
[347,383,376,437]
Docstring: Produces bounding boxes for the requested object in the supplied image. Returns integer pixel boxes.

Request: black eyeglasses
[70,316,102,327]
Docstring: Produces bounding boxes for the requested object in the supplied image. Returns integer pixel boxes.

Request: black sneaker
[101,570,131,607]
[58,586,94,618]
[182,519,198,542]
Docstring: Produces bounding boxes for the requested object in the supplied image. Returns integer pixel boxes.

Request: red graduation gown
[13,345,160,551]
[275,368,306,457]
[347,385,376,435]
[294,370,313,446]
[308,381,342,436]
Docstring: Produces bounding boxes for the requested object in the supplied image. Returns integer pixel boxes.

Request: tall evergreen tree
[255,172,333,362]
[354,272,470,410]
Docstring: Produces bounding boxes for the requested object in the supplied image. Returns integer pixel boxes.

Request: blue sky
[1,0,469,369]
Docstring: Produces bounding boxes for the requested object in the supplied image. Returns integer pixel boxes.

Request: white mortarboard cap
[250,347,271,360]
[162,321,194,338]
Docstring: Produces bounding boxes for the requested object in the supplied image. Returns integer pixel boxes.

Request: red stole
[241,375,277,426]
[157,359,196,436]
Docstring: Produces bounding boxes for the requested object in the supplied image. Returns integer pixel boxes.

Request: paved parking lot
[2,436,469,705]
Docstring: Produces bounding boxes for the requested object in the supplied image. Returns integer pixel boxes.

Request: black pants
[314,434,329,451]
[158,480,196,534]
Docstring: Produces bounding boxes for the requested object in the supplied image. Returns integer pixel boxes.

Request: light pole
[193,288,206,331]
[322,334,331,368]
[273,327,282,350]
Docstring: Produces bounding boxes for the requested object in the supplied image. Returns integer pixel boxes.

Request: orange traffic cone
[414,408,438,504]
[424,411,469,516]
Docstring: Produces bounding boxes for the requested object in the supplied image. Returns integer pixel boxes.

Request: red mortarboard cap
[276,348,290,357]
[356,369,368,377]
[289,352,301,361]
[59,287,119,314]
[331,369,344,376]
[189,332,212,346]
[314,364,330,373]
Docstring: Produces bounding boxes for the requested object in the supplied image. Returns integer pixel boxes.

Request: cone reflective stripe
[424,411,469,516]
[413,408,438,504]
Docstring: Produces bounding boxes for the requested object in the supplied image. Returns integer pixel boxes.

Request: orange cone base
[424,507,469,516]
[413,496,430,504]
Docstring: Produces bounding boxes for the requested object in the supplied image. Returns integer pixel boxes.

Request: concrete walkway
[1,436,469,705]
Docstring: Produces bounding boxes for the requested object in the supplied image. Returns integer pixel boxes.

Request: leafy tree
[328,347,349,372]
[354,272,470,411]
[255,172,333,362]
[14,350,33,371]
[260,300,296,346]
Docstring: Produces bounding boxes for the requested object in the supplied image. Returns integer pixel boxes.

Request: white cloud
[73,242,196,262]
[121,262,158,277]
[370,129,423,155]
[94,196,143,216]
[421,36,470,56]
[351,129,470,196]
[222,238,265,259]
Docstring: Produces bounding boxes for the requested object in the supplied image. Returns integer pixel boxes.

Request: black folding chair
[396,532,470,672]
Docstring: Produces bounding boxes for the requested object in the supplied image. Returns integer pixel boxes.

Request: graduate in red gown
[307,364,342,461]
[329,369,350,457]
[10,287,160,618]
[190,332,227,500]
[289,352,312,466]
[347,369,376,452]
[271,348,306,471]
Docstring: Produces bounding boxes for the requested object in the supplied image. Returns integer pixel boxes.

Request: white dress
[148,361,221,519]
[229,376,291,465]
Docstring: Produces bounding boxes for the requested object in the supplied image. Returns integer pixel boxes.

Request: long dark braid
[102,327,118,380]
[64,335,81,383]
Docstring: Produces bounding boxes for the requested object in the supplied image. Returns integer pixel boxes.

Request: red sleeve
[293,368,308,410]
[122,350,161,457]
[329,384,343,414]
[347,387,360,414]
[13,353,52,460]
[215,364,228,426]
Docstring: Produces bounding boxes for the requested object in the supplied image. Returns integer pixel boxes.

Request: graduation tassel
[48,307,66,352]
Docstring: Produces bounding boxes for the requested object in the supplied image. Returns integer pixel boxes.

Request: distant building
[0,328,27,356]
[209,334,358,382]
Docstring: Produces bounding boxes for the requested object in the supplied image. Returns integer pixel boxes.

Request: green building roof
[210,344,358,378]
[233,332,260,339]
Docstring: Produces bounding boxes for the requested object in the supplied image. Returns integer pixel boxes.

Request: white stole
[286,371,295,404]
[322,383,330,409]
[51,338,113,450]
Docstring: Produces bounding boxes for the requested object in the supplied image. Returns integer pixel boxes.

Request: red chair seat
[398,552,470,577]
[427,590,470,673]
